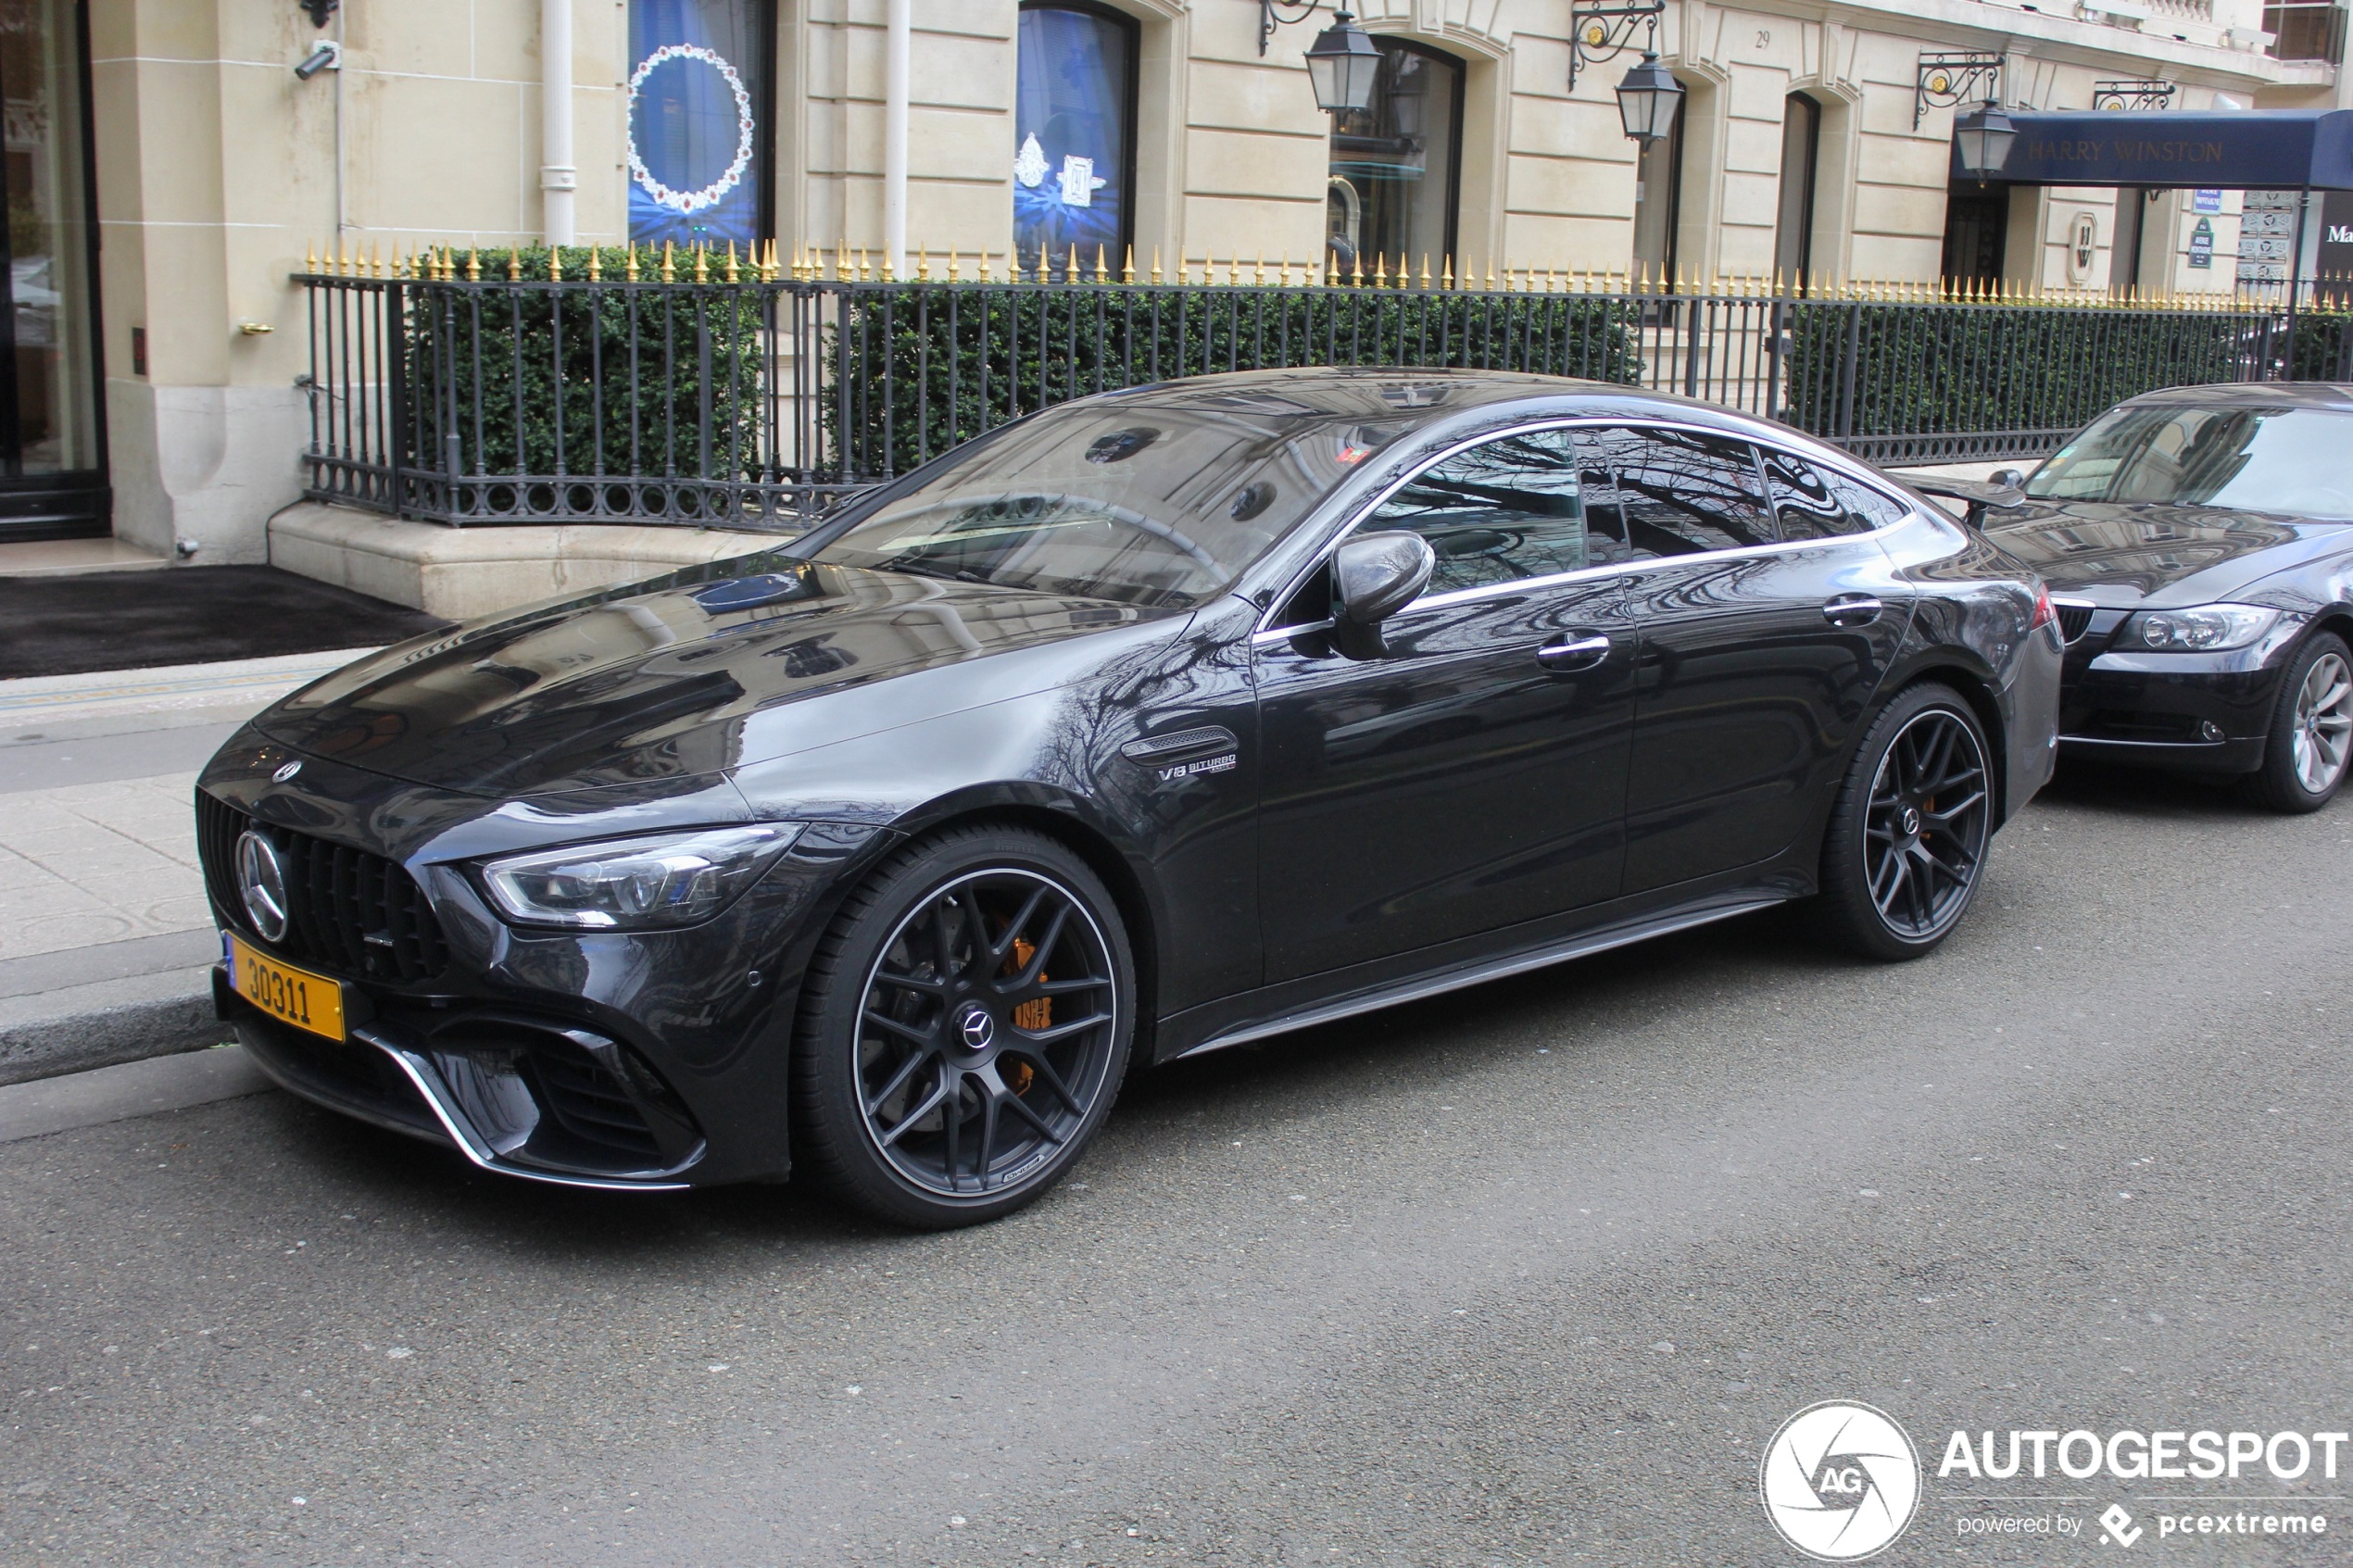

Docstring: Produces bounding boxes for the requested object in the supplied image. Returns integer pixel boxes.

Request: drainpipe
[541,0,578,245]
[884,0,911,276]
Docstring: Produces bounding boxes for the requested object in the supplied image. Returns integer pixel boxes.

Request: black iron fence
[298,251,2350,532]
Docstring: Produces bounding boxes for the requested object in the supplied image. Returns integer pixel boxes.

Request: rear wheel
[2242,632,2352,814]
[791,825,1134,1228]
[1812,683,1994,961]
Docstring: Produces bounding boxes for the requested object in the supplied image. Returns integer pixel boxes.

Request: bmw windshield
[2026,404,2353,518]
[802,397,1398,608]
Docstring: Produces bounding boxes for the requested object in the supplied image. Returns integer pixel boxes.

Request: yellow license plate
[224,932,346,1042]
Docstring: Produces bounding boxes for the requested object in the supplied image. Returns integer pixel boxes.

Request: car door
[1576,426,1912,896]
[1253,425,1638,984]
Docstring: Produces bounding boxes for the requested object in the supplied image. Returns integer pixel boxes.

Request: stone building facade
[10,0,2339,567]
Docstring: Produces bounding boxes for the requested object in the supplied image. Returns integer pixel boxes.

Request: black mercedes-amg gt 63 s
[1983,383,2353,811]
[198,369,2060,1226]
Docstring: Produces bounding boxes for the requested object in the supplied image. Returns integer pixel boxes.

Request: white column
[885,0,912,276]
[541,0,578,245]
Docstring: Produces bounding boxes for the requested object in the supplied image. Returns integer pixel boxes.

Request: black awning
[1954,110,2353,190]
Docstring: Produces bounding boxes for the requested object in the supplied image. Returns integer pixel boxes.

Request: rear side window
[1759,447,1903,538]
[1361,427,1592,594]
[1575,426,1774,556]
[1827,471,1912,533]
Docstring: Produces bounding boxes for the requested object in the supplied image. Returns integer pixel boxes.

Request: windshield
[801,398,1390,608]
[2026,404,2353,517]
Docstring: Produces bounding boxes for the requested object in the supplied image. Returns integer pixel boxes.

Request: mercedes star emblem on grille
[234,830,291,943]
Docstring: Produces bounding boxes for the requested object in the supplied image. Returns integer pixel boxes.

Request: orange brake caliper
[1002,937,1048,1094]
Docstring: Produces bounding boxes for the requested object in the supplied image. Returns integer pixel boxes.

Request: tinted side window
[1761,447,1867,539]
[1576,427,1774,555]
[1362,428,1591,594]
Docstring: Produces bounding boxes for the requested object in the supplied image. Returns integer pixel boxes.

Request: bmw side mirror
[1329,531,1436,659]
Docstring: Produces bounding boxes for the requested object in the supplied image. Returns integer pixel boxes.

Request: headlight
[481,824,802,931]
[2118,603,2284,652]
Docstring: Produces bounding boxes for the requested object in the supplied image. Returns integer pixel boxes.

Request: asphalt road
[3,764,2349,1567]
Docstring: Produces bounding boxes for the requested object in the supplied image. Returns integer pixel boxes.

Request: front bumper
[2055,609,2294,777]
[218,971,705,1190]
[198,731,892,1190]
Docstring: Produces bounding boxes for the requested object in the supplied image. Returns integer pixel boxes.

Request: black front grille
[2055,601,2097,645]
[196,791,450,985]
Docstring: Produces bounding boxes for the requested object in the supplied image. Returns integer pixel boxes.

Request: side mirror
[1988,468,2026,490]
[1333,531,1435,625]
[1328,531,1436,658]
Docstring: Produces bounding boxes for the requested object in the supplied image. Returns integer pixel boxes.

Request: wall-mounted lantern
[1952,99,2019,184]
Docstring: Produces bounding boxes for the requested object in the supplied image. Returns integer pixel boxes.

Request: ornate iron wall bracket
[1915,52,2005,129]
[1568,0,1667,90]
[1259,0,1323,55]
[2091,79,2177,110]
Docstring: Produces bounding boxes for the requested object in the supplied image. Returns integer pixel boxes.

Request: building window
[627,0,772,250]
[0,0,100,516]
[1327,39,1462,279]
[1015,3,1138,280]
[1774,94,1819,288]
[1629,80,1685,288]
[2264,0,2346,62]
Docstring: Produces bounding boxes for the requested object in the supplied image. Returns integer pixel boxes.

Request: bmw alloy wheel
[2290,649,2352,797]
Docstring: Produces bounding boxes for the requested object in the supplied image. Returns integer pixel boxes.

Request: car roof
[1084,365,1775,432]
[2121,381,2353,411]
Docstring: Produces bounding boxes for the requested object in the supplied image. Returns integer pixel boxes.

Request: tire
[790,824,1136,1228]
[1811,683,1996,962]
[2241,631,2353,814]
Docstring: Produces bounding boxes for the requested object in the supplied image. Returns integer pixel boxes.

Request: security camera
[294,41,341,81]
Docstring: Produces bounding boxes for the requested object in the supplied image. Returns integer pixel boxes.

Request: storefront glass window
[0,0,95,480]
[1327,40,1461,279]
[1014,4,1136,280]
[627,0,769,250]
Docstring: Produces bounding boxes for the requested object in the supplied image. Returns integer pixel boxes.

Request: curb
[0,1043,271,1144]
[0,967,227,1087]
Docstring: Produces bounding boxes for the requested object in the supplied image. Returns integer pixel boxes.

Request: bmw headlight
[481,824,802,931]
[2118,603,2284,652]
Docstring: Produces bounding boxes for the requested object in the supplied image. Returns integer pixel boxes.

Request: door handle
[1535,633,1614,672]
[1822,595,1883,627]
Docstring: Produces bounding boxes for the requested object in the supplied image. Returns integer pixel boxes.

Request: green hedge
[1782,301,2263,441]
[407,247,766,483]
[822,283,1645,479]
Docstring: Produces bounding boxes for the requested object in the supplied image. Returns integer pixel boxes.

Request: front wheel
[1811,684,1995,961]
[791,825,1135,1228]
[2242,632,2352,814]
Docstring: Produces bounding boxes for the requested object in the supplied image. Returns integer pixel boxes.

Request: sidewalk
[0,648,383,1085]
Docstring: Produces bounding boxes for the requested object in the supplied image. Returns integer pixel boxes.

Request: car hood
[1983,501,2350,607]
[251,558,1176,797]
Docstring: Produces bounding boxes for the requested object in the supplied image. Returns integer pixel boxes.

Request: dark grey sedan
[1986,383,2353,811]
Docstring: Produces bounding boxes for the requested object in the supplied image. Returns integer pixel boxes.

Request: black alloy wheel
[2243,630,2353,814]
[792,825,1134,1227]
[1813,683,1994,960]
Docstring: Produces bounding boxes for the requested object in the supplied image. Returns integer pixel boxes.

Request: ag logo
[1759,1400,1921,1561]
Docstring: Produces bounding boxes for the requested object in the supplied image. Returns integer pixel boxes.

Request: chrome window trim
[1251,415,1921,641]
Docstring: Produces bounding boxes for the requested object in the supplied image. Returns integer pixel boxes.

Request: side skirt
[1164,884,1794,1063]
